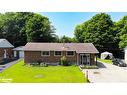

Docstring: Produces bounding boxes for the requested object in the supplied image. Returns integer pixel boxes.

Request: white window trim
[41,51,50,56]
[66,51,75,57]
[54,51,62,56]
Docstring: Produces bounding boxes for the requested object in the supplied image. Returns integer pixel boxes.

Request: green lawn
[97,58,112,64]
[0,60,86,83]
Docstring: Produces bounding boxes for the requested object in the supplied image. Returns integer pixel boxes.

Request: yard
[0,60,86,83]
[97,58,112,64]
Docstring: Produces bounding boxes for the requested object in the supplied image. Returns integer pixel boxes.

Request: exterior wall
[125,47,127,63]
[24,51,77,64]
[14,50,24,58]
[24,51,96,65]
[0,48,13,61]
[77,53,96,65]
[90,54,96,65]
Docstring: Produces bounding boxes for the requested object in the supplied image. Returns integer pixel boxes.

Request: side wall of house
[24,51,77,65]
[90,54,96,65]
[125,48,127,63]
[77,53,96,65]
[24,51,96,65]
[0,48,13,61]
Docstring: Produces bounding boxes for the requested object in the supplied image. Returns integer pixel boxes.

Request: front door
[80,54,90,65]
[4,49,7,58]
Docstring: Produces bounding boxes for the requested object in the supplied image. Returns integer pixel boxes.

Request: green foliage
[25,13,56,42]
[0,12,34,47]
[58,35,77,43]
[60,56,69,66]
[0,12,57,47]
[115,16,127,48]
[97,58,112,64]
[119,34,127,48]
[74,13,117,49]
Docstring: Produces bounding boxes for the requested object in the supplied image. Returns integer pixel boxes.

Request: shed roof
[24,43,99,53]
[101,51,112,55]
[13,46,24,51]
[0,39,14,48]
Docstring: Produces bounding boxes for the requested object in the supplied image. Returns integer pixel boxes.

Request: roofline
[26,42,93,44]
[24,50,99,53]
[0,47,14,48]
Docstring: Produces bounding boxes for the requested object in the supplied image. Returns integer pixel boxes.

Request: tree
[58,35,77,43]
[0,12,57,46]
[114,16,127,48]
[0,12,35,47]
[74,13,117,49]
[25,13,56,42]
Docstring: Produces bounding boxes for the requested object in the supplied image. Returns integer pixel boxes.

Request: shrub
[60,56,69,66]
[43,63,48,67]
[37,59,42,65]
[40,63,48,67]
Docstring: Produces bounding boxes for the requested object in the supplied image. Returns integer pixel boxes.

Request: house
[0,39,14,62]
[13,46,24,58]
[24,43,99,65]
[124,46,127,63]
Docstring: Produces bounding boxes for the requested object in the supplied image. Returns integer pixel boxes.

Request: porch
[77,53,97,65]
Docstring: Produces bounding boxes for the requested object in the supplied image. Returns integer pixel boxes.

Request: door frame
[79,53,90,65]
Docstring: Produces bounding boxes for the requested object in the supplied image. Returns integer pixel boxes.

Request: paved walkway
[83,61,127,83]
[0,59,20,72]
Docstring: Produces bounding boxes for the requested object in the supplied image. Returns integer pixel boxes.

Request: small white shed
[124,46,127,63]
[13,46,24,58]
[101,51,113,59]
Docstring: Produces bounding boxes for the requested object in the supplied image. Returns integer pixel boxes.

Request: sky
[40,12,127,37]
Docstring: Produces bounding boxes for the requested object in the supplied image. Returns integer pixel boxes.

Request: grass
[0,60,86,83]
[97,58,112,64]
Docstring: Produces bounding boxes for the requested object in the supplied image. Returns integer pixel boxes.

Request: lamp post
[86,70,89,82]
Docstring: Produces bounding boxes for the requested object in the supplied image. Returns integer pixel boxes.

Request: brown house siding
[0,48,13,61]
[24,51,77,64]
[90,54,96,65]
[24,51,96,65]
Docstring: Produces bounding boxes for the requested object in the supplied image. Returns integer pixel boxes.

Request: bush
[60,56,69,66]
[30,63,39,66]
[37,59,42,65]
[40,63,48,67]
[44,63,48,67]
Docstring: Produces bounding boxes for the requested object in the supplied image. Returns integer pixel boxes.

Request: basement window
[54,51,62,56]
[67,51,75,56]
[41,51,50,56]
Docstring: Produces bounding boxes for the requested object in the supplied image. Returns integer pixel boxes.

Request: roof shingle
[24,43,99,53]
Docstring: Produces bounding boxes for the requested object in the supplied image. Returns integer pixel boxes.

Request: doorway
[80,54,90,65]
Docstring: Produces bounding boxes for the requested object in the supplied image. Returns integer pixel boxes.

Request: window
[67,51,74,56]
[55,51,62,56]
[41,51,50,56]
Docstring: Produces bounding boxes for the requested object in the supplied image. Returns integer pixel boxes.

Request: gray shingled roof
[24,43,99,53]
[0,39,14,48]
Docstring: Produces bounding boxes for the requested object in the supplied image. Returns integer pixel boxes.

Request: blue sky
[40,12,127,37]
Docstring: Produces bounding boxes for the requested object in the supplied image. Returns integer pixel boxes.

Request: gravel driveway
[83,61,127,83]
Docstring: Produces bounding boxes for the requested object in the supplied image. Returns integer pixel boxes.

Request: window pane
[67,51,74,56]
[55,51,61,55]
[42,51,49,55]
